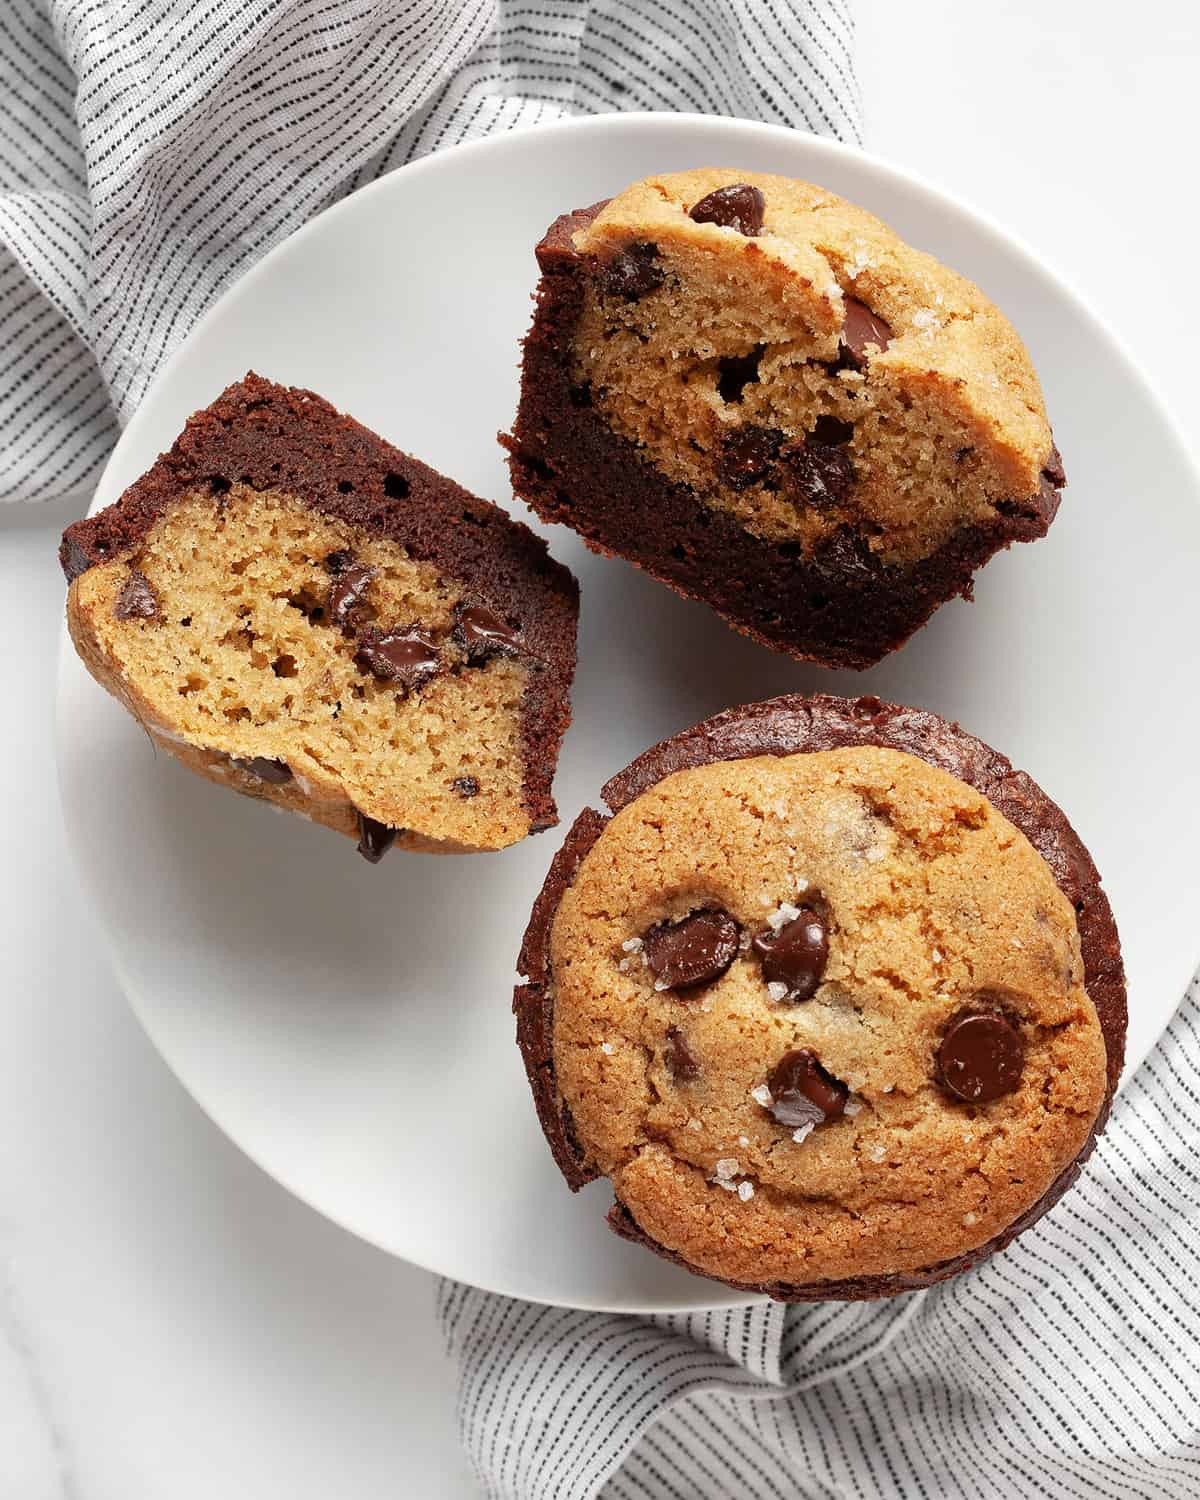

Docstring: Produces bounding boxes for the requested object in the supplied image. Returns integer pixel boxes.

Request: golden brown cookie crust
[571,168,1052,564]
[548,747,1106,1288]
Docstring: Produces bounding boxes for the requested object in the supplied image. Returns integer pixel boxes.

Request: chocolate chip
[61,536,91,582]
[937,1009,1025,1103]
[753,907,829,1000]
[231,756,292,785]
[113,570,159,621]
[716,426,783,490]
[664,1026,700,1083]
[357,813,397,863]
[454,604,522,661]
[689,183,765,236]
[765,1049,848,1129]
[355,625,440,690]
[600,242,663,301]
[324,550,355,574]
[780,439,854,508]
[452,775,479,798]
[643,909,741,991]
[839,298,893,369]
[327,564,376,628]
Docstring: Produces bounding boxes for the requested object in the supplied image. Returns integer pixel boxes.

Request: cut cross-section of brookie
[503,168,1065,669]
[61,374,579,858]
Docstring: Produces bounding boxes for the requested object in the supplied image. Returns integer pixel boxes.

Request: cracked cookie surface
[547,745,1107,1289]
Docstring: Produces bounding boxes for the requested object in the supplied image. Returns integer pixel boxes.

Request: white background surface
[4,2,1197,1495]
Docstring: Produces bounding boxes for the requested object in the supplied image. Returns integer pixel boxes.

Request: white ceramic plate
[57,114,1200,1312]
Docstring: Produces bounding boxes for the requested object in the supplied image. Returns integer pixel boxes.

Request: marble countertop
[3,3,1195,1495]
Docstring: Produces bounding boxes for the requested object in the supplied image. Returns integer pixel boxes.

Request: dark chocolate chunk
[689,183,765,237]
[454,604,522,660]
[113,570,159,621]
[642,909,740,991]
[356,813,397,863]
[765,1048,848,1129]
[600,242,663,301]
[324,549,355,574]
[780,439,854,509]
[664,1026,700,1083]
[328,563,376,628]
[1042,444,1066,488]
[716,426,783,490]
[839,298,893,369]
[452,775,480,798]
[937,1009,1025,1103]
[231,756,292,785]
[753,906,829,1000]
[355,625,440,690]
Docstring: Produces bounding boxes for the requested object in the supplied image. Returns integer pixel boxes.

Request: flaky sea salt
[843,1099,863,1118]
[750,1084,773,1108]
[767,901,801,933]
[766,981,789,1004]
[794,878,809,893]
[715,1157,740,1181]
[738,1135,750,1147]
[600,1041,615,1055]
[653,978,670,992]
[912,307,938,330]
[687,1117,702,1132]
[932,948,943,964]
[621,936,643,953]
[738,1181,755,1202]
[963,1211,979,1227]
[868,1144,887,1163]
[792,1123,815,1145]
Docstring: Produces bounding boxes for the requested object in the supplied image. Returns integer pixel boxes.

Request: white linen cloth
[5,4,1198,1498]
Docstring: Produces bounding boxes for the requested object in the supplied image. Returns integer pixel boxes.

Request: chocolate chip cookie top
[518,696,1124,1297]
[568,168,1056,566]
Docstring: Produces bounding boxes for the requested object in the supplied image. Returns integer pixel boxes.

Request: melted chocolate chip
[765,1049,848,1128]
[1042,444,1066,488]
[452,776,480,798]
[689,183,765,236]
[839,298,893,369]
[356,813,397,863]
[454,604,522,661]
[664,1026,700,1083]
[716,426,784,490]
[328,564,376,628]
[753,907,829,1000]
[780,439,854,508]
[113,570,159,621]
[937,1009,1025,1103]
[355,626,440,690]
[231,756,292,785]
[61,537,91,582]
[600,243,663,301]
[324,549,355,574]
[643,910,740,991]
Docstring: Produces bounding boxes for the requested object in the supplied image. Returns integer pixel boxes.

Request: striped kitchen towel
[444,984,1200,1498]
[0,0,858,505]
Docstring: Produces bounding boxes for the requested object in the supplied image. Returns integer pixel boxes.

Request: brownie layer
[503,204,1063,671]
[62,374,579,833]
[514,693,1126,1301]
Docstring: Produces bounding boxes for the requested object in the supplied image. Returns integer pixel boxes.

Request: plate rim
[56,110,1200,1311]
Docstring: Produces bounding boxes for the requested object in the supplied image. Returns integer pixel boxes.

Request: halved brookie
[61,374,578,858]
[505,168,1064,669]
